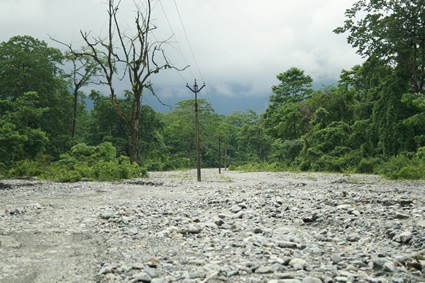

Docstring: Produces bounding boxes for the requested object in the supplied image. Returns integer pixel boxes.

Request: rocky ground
[0,169,424,283]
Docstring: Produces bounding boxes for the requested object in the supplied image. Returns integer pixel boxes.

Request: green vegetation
[5,142,145,182]
[1,1,425,181]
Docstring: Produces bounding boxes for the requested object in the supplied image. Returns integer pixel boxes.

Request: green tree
[335,0,425,156]
[236,110,272,162]
[264,67,313,141]
[0,36,63,101]
[85,90,164,165]
[85,91,130,155]
[0,35,73,156]
[334,0,425,94]
[0,92,49,165]
[162,99,220,168]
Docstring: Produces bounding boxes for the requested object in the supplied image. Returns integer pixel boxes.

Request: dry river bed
[0,169,425,283]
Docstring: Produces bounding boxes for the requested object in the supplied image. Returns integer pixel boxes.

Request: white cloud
[0,0,363,108]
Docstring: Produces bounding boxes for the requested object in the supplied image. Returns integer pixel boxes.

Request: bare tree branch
[53,0,188,163]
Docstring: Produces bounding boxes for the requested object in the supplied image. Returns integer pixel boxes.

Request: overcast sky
[0,0,363,114]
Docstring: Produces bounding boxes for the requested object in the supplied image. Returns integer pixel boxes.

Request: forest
[1,0,425,181]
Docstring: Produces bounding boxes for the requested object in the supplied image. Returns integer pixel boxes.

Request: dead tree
[78,0,185,163]
[67,52,99,138]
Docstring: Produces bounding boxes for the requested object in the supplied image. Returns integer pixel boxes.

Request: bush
[6,159,46,177]
[379,154,425,180]
[356,157,382,174]
[5,155,53,178]
[5,142,146,182]
[397,166,425,180]
[42,143,146,182]
[145,160,164,171]
[271,139,303,166]
[302,147,361,173]
[91,156,144,181]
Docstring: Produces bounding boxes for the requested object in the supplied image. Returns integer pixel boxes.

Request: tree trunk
[78,0,184,165]
[71,91,78,138]
[128,93,141,164]
[130,125,140,164]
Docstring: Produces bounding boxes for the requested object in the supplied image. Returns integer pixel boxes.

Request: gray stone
[98,263,118,275]
[394,213,410,219]
[187,224,202,234]
[274,273,296,279]
[179,224,202,234]
[189,268,207,279]
[334,277,349,283]
[398,231,413,243]
[346,234,361,242]
[132,271,152,282]
[277,241,298,249]
[331,253,342,264]
[372,258,391,270]
[230,205,242,213]
[255,265,274,274]
[214,218,224,226]
[366,277,382,283]
[144,266,158,278]
[100,212,114,219]
[417,219,425,228]
[383,261,396,272]
[268,280,302,283]
[289,258,307,271]
[302,276,322,283]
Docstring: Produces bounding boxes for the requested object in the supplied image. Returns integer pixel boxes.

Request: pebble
[289,258,307,271]
[398,231,413,243]
[302,276,322,283]
[131,271,151,282]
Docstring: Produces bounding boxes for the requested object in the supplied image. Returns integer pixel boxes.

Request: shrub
[6,159,46,177]
[91,156,143,181]
[43,143,145,182]
[5,142,146,182]
[5,155,53,178]
[397,166,425,180]
[379,154,425,180]
[356,157,382,174]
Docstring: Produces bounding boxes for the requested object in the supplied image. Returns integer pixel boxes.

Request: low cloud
[0,0,363,112]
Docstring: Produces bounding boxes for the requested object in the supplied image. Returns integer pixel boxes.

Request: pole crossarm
[186,79,205,93]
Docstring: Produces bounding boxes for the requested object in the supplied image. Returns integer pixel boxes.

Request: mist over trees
[1,0,425,180]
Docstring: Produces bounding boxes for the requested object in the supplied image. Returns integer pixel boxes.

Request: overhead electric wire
[172,0,204,83]
[158,0,195,83]
[172,0,216,112]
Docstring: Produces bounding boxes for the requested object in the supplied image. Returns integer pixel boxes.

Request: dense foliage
[1,0,425,180]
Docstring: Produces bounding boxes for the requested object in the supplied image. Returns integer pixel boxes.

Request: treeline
[1,0,425,180]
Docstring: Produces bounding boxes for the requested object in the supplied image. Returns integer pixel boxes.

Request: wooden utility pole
[218,136,222,174]
[186,80,205,182]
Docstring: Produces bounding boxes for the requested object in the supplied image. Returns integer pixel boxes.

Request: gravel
[0,169,424,282]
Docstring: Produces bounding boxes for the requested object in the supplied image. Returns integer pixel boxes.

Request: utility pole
[224,142,227,171]
[186,80,205,182]
[218,136,222,174]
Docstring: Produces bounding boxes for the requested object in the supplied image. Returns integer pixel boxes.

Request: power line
[172,0,217,112]
[173,0,204,83]
[158,0,195,82]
